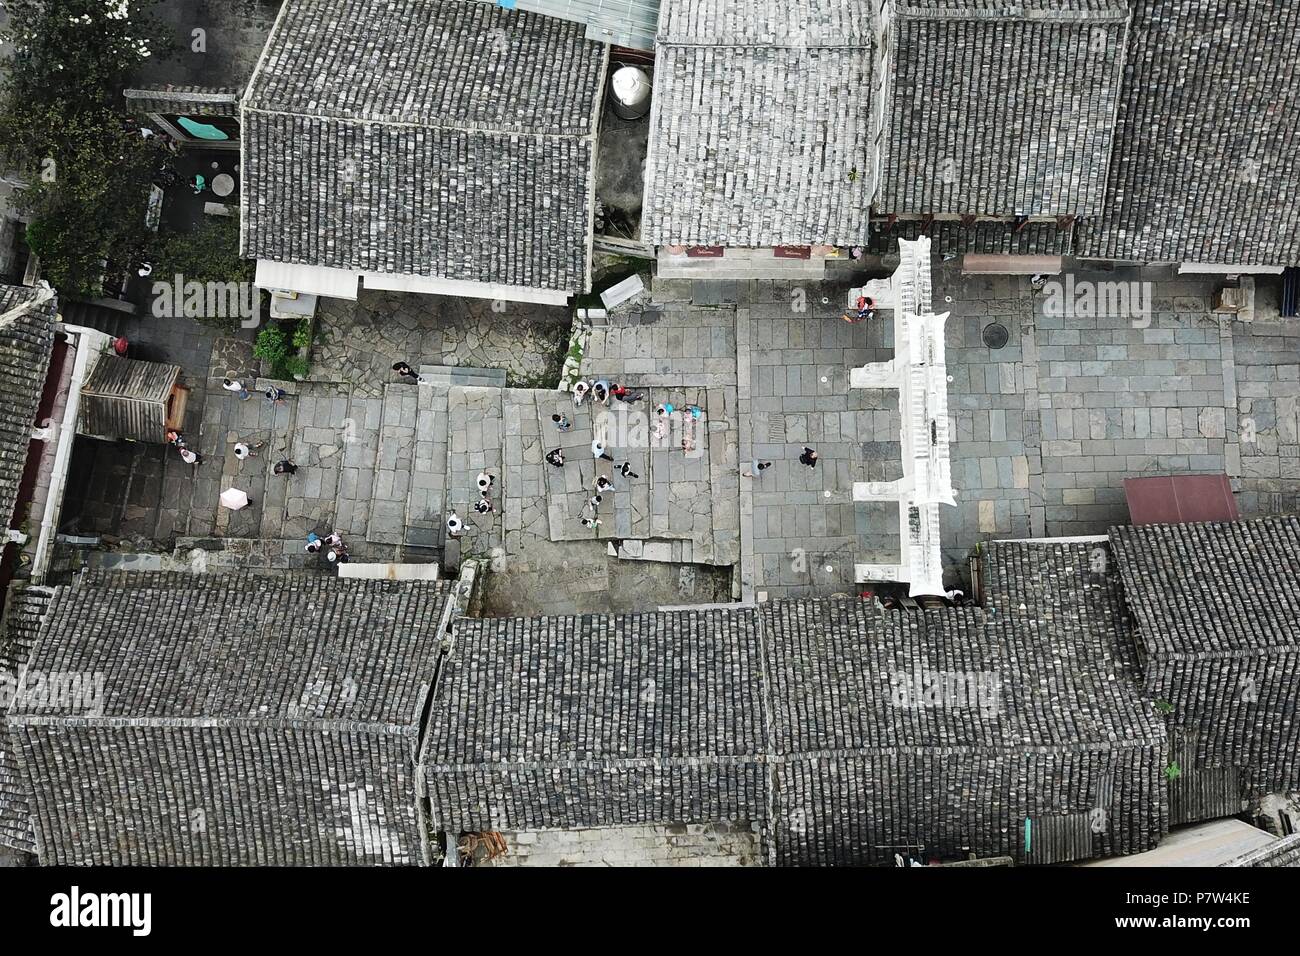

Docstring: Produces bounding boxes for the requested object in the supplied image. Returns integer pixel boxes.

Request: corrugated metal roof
[484,0,659,50]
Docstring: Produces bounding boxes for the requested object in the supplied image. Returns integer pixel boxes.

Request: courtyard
[60,263,1300,613]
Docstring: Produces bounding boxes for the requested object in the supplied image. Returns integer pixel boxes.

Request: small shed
[79,356,187,443]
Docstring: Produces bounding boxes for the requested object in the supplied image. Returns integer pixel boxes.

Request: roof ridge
[241,103,597,142]
[7,713,423,734]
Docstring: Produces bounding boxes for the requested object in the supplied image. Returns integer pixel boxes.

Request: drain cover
[982,322,1010,349]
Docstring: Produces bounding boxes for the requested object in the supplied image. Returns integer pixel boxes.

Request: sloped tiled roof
[878,0,1129,217]
[1222,832,1300,868]
[1083,1,1300,264]
[9,572,452,865]
[0,284,56,530]
[1110,517,1300,658]
[424,541,1167,865]
[240,0,607,293]
[0,586,52,854]
[421,609,769,833]
[762,589,1166,866]
[643,0,874,246]
[1109,517,1300,803]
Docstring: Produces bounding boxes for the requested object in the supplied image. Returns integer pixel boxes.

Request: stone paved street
[65,261,1300,609]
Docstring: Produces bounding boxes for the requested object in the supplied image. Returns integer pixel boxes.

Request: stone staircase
[446,384,504,555]
[404,384,449,551]
[418,364,507,388]
[367,384,417,545]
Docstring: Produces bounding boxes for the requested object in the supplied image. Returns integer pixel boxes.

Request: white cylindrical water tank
[609,66,652,120]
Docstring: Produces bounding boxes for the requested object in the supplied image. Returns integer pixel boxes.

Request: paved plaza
[66,265,1300,610]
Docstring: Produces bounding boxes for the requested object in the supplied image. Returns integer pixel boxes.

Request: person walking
[580,515,601,530]
[233,440,262,462]
[799,446,819,468]
[265,385,288,406]
[619,461,639,479]
[392,360,421,383]
[552,413,571,432]
[222,378,251,401]
[166,429,185,448]
[594,475,614,494]
[545,448,565,468]
[474,497,493,515]
[592,379,611,405]
[305,532,323,554]
[476,471,495,495]
[446,512,465,539]
[179,447,201,466]
[743,459,773,478]
[324,532,344,550]
[572,380,590,407]
[273,459,298,476]
[591,438,614,462]
[587,493,603,512]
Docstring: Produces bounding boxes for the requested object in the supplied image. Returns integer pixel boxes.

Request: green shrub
[254,318,312,380]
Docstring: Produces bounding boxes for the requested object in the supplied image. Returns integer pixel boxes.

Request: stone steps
[419,364,507,388]
[366,384,417,545]
[447,384,504,555]
[403,384,449,550]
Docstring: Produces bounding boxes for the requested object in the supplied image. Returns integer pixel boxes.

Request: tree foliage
[152,216,254,287]
[0,1,175,296]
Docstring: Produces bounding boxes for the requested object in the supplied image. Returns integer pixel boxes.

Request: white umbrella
[220,488,250,510]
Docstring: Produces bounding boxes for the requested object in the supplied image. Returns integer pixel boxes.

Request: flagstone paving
[63,261,1300,612]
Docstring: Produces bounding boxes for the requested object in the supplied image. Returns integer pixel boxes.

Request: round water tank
[609,66,652,120]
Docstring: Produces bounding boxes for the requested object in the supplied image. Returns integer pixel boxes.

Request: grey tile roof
[866,218,1076,257]
[124,85,240,118]
[643,1,874,247]
[424,540,1166,865]
[878,1,1129,217]
[1109,517,1300,804]
[762,587,1166,866]
[420,610,769,833]
[0,284,56,532]
[1083,1,1300,265]
[241,0,607,293]
[0,587,53,854]
[9,571,453,865]
[1221,832,1300,868]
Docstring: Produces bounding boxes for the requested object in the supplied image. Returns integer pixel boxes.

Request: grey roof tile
[1083,1,1300,265]
[878,0,1129,217]
[1109,516,1300,805]
[643,1,874,246]
[9,571,452,865]
[241,0,606,292]
[0,285,56,532]
[420,609,768,833]
[1221,832,1300,868]
[423,542,1166,865]
[0,587,53,854]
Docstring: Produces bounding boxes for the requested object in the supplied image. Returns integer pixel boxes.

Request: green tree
[0,1,174,296]
[152,217,254,286]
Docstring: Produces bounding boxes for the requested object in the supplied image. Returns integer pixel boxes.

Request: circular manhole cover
[982,322,1010,349]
